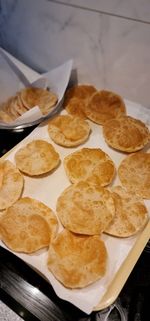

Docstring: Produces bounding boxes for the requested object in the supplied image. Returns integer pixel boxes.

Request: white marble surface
[51,0,150,22]
[0,301,23,321]
[0,0,150,109]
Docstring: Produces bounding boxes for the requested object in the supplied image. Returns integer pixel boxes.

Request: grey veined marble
[0,0,150,109]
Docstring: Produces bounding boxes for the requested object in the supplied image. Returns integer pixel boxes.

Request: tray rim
[93,219,150,310]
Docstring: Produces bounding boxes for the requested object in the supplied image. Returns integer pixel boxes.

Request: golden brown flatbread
[0,211,50,253]
[105,186,148,237]
[56,181,115,235]
[64,84,97,105]
[103,116,150,152]
[2,98,17,121]
[14,95,28,115]
[20,87,58,115]
[64,147,115,186]
[6,197,59,240]
[0,160,24,210]
[47,229,107,288]
[0,110,13,123]
[85,90,126,125]
[0,94,28,123]
[0,87,58,124]
[15,139,60,176]
[65,97,87,119]
[118,152,150,199]
[48,115,91,147]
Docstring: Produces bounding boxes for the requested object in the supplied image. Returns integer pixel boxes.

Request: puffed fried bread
[47,229,107,288]
[65,97,87,119]
[15,139,60,176]
[104,186,148,237]
[64,147,115,186]
[85,90,126,125]
[0,211,50,253]
[103,116,150,152]
[48,115,91,147]
[64,84,97,105]
[118,152,150,199]
[20,87,58,115]
[0,160,24,210]
[56,180,115,235]
[6,197,59,240]
[0,87,58,123]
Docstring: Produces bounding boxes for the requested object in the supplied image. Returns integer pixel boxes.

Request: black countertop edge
[0,246,89,321]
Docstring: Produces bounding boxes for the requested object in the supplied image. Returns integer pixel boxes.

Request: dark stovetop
[0,127,37,157]
[0,128,150,321]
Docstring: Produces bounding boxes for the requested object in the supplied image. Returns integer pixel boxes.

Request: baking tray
[0,101,150,313]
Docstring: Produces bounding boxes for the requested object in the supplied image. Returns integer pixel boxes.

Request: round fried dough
[118,152,150,199]
[64,148,115,186]
[104,186,148,237]
[6,197,58,240]
[0,94,28,123]
[3,97,17,121]
[15,139,60,176]
[8,96,21,119]
[103,116,150,152]
[0,110,13,123]
[85,90,126,125]
[65,98,87,119]
[48,115,91,147]
[0,211,50,253]
[0,160,24,210]
[64,84,97,105]
[47,229,107,288]
[20,87,58,115]
[56,181,115,235]
[14,95,28,116]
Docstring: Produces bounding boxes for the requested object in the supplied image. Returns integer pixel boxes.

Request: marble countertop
[0,301,23,321]
[0,0,150,109]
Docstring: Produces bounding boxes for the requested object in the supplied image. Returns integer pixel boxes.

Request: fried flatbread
[15,139,60,176]
[103,116,150,152]
[118,152,150,199]
[65,97,87,119]
[85,90,126,125]
[64,147,115,186]
[105,186,148,237]
[47,229,107,288]
[64,84,97,105]
[5,197,58,240]
[56,181,115,235]
[0,211,50,253]
[48,115,91,147]
[0,86,58,123]
[20,87,58,115]
[0,160,24,210]
[0,110,13,123]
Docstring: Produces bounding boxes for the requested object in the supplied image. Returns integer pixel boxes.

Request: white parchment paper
[0,48,73,126]
[1,100,150,314]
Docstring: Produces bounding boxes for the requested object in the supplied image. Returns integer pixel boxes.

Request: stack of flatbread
[0,87,58,123]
